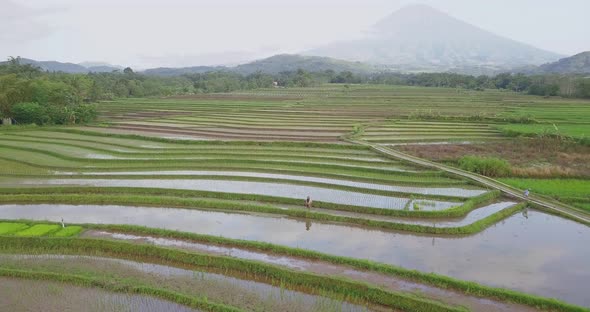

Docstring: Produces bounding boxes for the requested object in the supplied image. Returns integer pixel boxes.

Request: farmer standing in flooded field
[305,196,313,209]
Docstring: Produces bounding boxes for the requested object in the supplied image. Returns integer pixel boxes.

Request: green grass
[499,178,590,199]
[13,224,61,237]
[499,178,590,212]
[498,123,589,140]
[0,223,28,235]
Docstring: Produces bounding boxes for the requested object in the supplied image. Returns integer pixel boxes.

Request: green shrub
[11,102,48,125]
[458,156,511,177]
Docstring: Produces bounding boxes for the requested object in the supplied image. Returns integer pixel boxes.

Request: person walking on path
[524,189,530,198]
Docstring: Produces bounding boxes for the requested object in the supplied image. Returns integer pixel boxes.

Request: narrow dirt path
[350,139,590,224]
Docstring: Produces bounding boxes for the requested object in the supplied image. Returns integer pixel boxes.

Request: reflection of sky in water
[0,276,200,312]
[1,204,588,307]
[61,171,483,198]
[0,255,367,312]
[29,179,459,210]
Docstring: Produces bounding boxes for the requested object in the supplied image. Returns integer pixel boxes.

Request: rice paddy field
[1,85,589,312]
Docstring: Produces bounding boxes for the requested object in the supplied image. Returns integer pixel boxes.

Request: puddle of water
[54,171,483,198]
[0,204,588,307]
[0,277,200,312]
[25,179,460,211]
[0,254,373,312]
[86,153,119,159]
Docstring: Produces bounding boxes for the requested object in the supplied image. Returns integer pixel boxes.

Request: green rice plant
[0,237,467,312]
[50,128,371,150]
[0,226,585,312]
[13,224,61,237]
[0,268,243,312]
[51,226,83,237]
[0,223,29,235]
[0,187,494,218]
[0,191,516,235]
[87,218,587,312]
[499,178,590,213]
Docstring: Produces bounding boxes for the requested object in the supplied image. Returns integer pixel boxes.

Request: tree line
[1,57,589,125]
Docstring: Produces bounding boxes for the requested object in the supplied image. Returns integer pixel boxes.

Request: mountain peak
[306,5,561,71]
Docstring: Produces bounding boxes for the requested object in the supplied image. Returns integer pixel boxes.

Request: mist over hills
[7,5,587,77]
[0,58,122,73]
[306,5,562,72]
[521,51,590,74]
[143,54,377,76]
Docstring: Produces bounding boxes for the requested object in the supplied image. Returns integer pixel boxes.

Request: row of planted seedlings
[0,131,388,159]
[0,144,405,169]
[0,253,368,312]
[0,218,585,312]
[0,135,386,159]
[0,145,466,187]
[0,221,82,237]
[0,186,525,235]
[0,235,465,312]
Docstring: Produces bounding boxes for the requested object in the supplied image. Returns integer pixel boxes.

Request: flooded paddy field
[26,178,461,210]
[2,86,590,311]
[0,203,588,307]
[61,170,485,197]
[0,277,200,312]
[82,230,538,312]
[0,255,376,312]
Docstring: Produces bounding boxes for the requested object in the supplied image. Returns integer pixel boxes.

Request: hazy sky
[2,0,589,68]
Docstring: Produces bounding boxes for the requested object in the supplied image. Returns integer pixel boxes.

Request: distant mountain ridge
[527,51,590,74]
[142,54,378,76]
[306,4,562,72]
[1,58,122,73]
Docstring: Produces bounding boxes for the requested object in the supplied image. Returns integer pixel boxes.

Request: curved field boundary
[3,222,585,312]
[0,237,466,312]
[0,144,451,180]
[1,136,387,160]
[50,128,369,149]
[351,140,590,225]
[0,194,519,235]
[0,268,243,312]
[35,175,470,201]
[0,187,497,218]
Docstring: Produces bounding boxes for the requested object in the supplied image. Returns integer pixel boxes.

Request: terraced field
[360,121,503,144]
[1,85,589,312]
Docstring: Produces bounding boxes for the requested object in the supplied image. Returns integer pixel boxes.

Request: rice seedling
[13,224,61,237]
[0,222,28,235]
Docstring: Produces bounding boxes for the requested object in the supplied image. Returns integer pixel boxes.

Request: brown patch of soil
[396,137,590,178]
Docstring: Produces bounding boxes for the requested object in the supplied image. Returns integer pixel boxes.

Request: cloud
[0,0,61,43]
